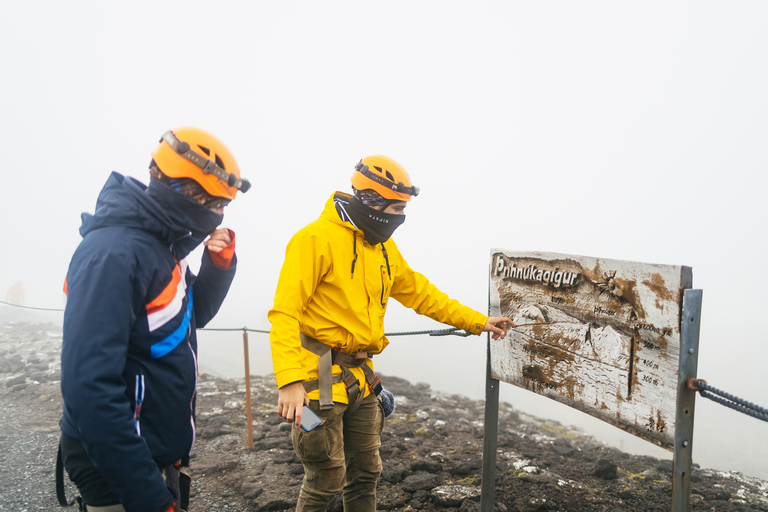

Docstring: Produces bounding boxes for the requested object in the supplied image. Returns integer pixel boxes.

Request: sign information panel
[489,250,692,448]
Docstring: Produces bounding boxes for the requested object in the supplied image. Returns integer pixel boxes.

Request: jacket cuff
[275,368,308,389]
[466,312,488,336]
[208,229,236,269]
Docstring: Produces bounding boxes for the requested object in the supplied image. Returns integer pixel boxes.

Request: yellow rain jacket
[268,192,488,403]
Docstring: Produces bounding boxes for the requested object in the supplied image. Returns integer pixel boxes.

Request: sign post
[481,337,500,512]
[672,289,702,511]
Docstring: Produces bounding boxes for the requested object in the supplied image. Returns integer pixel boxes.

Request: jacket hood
[324,191,359,231]
[80,172,224,261]
[80,172,192,245]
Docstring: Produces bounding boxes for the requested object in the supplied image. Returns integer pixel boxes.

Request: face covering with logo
[346,196,405,245]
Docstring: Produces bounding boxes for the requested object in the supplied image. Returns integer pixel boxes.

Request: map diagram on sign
[489,250,692,449]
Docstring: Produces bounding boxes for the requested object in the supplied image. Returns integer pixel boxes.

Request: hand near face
[203,228,232,254]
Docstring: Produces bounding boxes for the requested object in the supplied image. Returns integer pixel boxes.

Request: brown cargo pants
[291,393,384,512]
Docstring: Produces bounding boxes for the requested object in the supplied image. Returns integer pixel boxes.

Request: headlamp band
[160,131,251,193]
[355,161,419,197]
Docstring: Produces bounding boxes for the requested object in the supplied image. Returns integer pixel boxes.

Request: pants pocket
[293,422,332,463]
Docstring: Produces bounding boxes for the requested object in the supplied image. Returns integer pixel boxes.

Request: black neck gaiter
[147,177,224,259]
[346,196,405,245]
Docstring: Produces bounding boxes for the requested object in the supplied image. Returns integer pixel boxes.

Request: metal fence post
[243,328,254,450]
[672,289,702,511]
[481,334,500,512]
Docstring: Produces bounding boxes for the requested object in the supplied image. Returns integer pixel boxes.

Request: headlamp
[160,131,251,193]
[354,161,419,197]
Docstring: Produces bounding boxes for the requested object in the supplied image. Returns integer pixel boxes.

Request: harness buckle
[332,348,367,367]
[331,349,346,366]
[369,376,383,396]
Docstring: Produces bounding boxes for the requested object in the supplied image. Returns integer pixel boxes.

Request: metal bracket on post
[481,334,500,512]
[672,289,702,511]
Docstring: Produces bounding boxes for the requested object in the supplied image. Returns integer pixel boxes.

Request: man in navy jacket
[59,128,250,512]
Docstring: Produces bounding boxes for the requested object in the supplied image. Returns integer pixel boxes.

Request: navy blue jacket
[60,172,236,512]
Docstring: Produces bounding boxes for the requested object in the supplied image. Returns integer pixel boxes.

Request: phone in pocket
[300,405,323,432]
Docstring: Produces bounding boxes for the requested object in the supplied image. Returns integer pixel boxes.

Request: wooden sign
[489,250,692,449]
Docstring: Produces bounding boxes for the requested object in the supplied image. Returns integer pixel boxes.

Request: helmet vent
[196,145,226,169]
[374,166,395,182]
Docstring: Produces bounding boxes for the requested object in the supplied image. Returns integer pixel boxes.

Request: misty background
[1,2,766,480]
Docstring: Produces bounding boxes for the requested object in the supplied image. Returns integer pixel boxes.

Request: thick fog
[1,2,766,480]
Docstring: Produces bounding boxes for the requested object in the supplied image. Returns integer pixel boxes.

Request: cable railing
[687,379,768,423]
[2,299,766,427]
[0,299,64,312]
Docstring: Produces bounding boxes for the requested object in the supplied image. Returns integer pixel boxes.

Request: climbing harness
[177,458,191,512]
[300,333,383,413]
[55,441,190,511]
[688,378,768,423]
[56,441,84,510]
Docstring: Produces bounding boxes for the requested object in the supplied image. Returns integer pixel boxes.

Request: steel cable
[9,297,768,421]
[199,327,271,334]
[695,381,768,423]
[0,299,63,312]
[1,301,470,338]
[385,327,472,337]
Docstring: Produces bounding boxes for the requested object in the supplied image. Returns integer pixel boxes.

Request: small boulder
[402,473,443,492]
[593,459,618,480]
[410,460,443,473]
[431,484,481,506]
[6,375,26,387]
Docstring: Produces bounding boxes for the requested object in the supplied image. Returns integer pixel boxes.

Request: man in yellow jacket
[269,155,514,512]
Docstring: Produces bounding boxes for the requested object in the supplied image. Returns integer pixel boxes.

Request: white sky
[2,2,767,479]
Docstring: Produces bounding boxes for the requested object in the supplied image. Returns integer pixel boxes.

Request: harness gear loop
[300,333,382,414]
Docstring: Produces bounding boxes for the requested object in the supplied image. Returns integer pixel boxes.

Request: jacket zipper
[380,243,391,306]
[134,374,145,435]
[188,339,198,453]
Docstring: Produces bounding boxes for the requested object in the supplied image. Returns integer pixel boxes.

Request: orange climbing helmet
[151,127,250,200]
[351,154,419,202]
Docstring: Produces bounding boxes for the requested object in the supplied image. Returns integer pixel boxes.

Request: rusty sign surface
[489,249,692,449]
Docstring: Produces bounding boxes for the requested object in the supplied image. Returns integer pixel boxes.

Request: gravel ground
[2,320,768,512]
[0,322,71,511]
[0,321,250,512]
[0,397,64,511]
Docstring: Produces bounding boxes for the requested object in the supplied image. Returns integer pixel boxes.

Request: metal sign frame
[480,256,701,511]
